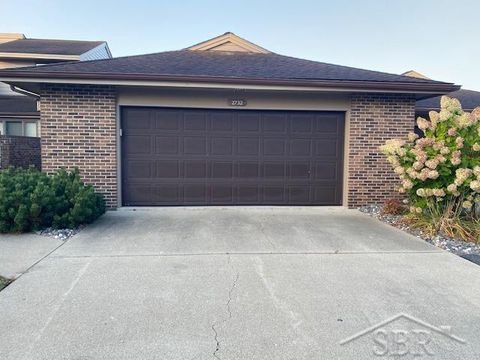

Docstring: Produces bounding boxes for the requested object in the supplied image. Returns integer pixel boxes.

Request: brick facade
[0,135,41,170]
[40,84,117,208]
[39,85,415,209]
[348,93,415,208]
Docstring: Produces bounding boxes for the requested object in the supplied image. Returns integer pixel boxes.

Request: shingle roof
[416,89,480,111]
[0,50,452,85]
[0,39,105,56]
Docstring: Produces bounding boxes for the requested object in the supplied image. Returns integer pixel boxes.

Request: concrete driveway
[0,207,479,359]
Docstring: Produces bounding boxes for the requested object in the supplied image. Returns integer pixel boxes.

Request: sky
[1,0,479,90]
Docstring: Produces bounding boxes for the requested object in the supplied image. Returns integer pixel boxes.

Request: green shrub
[0,167,105,233]
[380,96,480,242]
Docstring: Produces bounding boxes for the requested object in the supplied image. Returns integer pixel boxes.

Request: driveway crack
[211,260,239,360]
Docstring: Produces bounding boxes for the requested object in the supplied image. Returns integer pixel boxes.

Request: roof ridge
[20,38,105,44]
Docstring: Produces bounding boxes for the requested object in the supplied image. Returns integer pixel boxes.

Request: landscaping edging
[359,204,480,261]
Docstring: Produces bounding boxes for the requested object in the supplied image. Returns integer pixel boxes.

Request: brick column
[348,93,415,208]
[40,84,117,208]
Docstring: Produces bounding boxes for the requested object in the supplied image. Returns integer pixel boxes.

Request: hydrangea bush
[380,96,480,241]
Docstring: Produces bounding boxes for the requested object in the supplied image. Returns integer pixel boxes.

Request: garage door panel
[155,136,178,154]
[237,138,259,155]
[314,162,337,180]
[290,139,312,156]
[315,139,338,156]
[238,162,259,178]
[264,186,285,202]
[263,138,285,156]
[184,184,207,202]
[313,186,338,204]
[211,137,233,155]
[212,162,233,179]
[125,136,151,154]
[315,117,339,133]
[210,112,234,131]
[124,184,154,204]
[184,112,206,130]
[127,160,152,179]
[123,109,150,129]
[237,185,260,203]
[156,160,179,178]
[289,162,310,179]
[264,162,285,178]
[290,115,313,132]
[184,160,207,178]
[263,114,287,132]
[212,185,234,203]
[288,186,311,203]
[237,113,260,132]
[154,111,181,130]
[155,185,179,203]
[122,108,344,206]
[184,136,207,155]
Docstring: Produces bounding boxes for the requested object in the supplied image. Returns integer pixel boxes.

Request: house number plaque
[229,99,247,106]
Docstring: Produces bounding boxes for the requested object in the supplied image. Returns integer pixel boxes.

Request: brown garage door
[121,107,344,206]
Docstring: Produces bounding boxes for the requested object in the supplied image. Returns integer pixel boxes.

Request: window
[0,120,39,137]
[24,122,38,137]
[6,121,23,136]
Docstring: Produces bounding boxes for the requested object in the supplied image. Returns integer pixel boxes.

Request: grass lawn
[0,276,10,291]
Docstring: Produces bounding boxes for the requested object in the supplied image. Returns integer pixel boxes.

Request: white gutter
[9,85,40,98]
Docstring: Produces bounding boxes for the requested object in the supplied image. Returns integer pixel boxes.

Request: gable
[402,70,430,80]
[187,32,269,53]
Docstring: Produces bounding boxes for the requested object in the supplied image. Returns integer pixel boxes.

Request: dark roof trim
[0,112,40,119]
[0,70,460,93]
[416,106,476,112]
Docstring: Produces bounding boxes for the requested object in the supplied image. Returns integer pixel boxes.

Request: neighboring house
[0,32,459,208]
[0,33,111,137]
[416,88,480,116]
[403,70,480,133]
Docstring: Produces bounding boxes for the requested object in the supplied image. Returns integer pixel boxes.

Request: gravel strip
[35,226,83,241]
[359,204,480,258]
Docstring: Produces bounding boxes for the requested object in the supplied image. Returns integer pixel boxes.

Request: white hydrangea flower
[462,200,473,209]
[407,132,419,142]
[447,184,458,193]
[470,180,480,191]
[416,117,430,131]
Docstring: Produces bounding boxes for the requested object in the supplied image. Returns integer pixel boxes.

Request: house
[0,32,459,208]
[402,70,480,133]
[416,88,480,116]
[0,33,111,137]
[403,70,480,115]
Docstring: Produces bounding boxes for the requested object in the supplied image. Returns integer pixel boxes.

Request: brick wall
[39,85,415,209]
[40,84,117,207]
[0,135,41,170]
[348,93,415,208]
